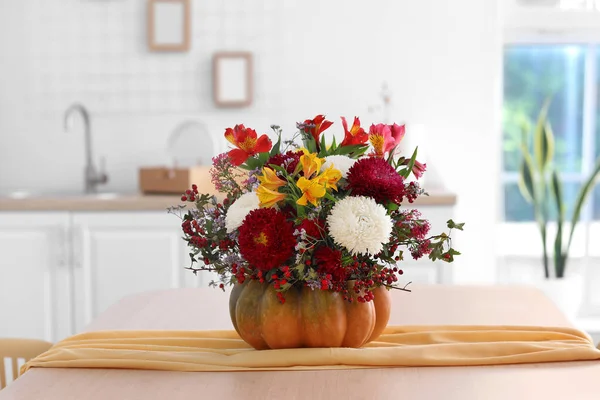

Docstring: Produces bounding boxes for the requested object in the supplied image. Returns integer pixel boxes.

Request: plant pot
[534,274,584,322]
[228,280,392,350]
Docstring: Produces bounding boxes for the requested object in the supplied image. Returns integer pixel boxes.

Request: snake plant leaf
[551,169,565,219]
[533,99,552,171]
[520,116,532,149]
[551,169,565,277]
[566,156,600,253]
[518,153,536,204]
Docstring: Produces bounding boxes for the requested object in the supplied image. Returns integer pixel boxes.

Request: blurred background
[1,0,599,344]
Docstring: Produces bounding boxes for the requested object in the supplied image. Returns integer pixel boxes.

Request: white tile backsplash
[7,0,287,118]
[0,0,503,284]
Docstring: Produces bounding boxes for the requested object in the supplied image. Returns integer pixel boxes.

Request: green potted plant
[517,101,600,318]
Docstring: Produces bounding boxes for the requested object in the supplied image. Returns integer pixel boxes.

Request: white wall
[0,0,502,284]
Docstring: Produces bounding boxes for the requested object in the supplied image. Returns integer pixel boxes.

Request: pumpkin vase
[229,279,392,350]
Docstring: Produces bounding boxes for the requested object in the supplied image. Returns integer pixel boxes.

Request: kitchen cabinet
[0,202,455,342]
[0,211,194,342]
[69,212,192,333]
[0,213,71,342]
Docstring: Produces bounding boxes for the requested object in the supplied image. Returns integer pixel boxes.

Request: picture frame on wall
[212,52,253,108]
[147,0,191,52]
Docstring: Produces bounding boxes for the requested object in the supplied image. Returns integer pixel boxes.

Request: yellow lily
[257,184,286,208]
[317,164,342,191]
[296,177,326,207]
[258,167,286,191]
[299,149,323,179]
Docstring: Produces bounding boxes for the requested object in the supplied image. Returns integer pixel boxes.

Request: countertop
[0,190,457,212]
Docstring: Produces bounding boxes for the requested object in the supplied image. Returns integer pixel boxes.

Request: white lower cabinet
[70,212,191,334]
[0,211,192,342]
[0,204,454,342]
[0,213,71,342]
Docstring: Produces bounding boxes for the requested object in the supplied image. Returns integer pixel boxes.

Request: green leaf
[269,164,287,174]
[533,98,552,171]
[543,121,556,169]
[319,133,327,156]
[300,130,317,153]
[520,117,532,149]
[386,202,399,212]
[447,219,465,231]
[566,156,600,257]
[551,170,564,277]
[399,146,418,179]
[269,126,282,157]
[518,153,536,204]
[333,144,369,157]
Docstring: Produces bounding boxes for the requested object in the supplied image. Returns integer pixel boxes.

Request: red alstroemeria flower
[300,115,333,148]
[224,124,272,166]
[368,123,396,158]
[340,116,368,146]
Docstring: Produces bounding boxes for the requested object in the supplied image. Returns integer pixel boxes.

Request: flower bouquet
[170,114,463,350]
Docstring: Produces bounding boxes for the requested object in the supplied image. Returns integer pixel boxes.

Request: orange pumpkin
[229,280,392,349]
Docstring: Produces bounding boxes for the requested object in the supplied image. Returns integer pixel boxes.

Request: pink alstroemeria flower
[389,123,405,144]
[412,160,427,179]
[368,124,396,158]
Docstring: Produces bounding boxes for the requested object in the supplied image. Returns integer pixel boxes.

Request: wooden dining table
[1,284,599,399]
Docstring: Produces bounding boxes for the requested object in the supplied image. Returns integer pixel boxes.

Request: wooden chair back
[0,338,52,389]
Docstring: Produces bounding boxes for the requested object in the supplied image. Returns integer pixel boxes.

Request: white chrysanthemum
[321,155,356,179]
[225,191,259,233]
[327,196,393,255]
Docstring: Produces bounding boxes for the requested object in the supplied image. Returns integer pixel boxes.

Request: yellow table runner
[22,325,600,374]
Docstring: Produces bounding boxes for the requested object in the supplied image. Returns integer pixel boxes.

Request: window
[502,44,600,221]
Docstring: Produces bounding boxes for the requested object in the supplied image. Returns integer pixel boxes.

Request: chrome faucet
[64,103,108,194]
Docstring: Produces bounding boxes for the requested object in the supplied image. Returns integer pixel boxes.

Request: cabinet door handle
[71,225,82,269]
[52,226,68,269]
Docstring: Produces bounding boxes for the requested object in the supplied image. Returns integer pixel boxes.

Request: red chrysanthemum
[266,150,301,174]
[238,208,296,271]
[313,246,347,282]
[346,157,405,204]
[297,218,325,240]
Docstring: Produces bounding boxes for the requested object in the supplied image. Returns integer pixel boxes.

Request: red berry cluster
[181,184,198,202]
[410,239,432,260]
[231,263,247,284]
[190,236,208,248]
[403,181,421,203]
[231,264,295,304]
